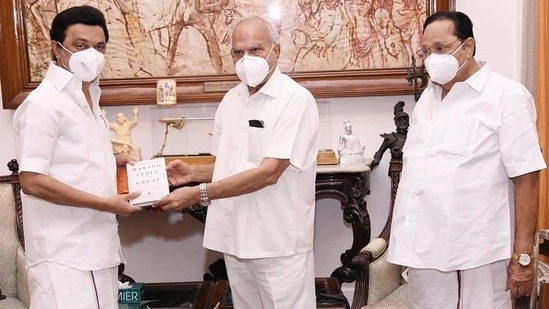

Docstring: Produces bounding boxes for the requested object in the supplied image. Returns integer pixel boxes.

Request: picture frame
[157,79,177,105]
[0,0,454,109]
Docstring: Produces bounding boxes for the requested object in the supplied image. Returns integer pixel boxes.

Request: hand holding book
[124,158,170,207]
[152,185,200,212]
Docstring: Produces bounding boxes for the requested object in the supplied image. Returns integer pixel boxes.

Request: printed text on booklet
[126,158,170,207]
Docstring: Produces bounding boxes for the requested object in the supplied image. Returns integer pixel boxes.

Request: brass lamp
[153,116,214,158]
[154,117,186,157]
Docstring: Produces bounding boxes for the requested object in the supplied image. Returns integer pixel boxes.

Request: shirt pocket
[247,127,268,164]
[428,113,479,159]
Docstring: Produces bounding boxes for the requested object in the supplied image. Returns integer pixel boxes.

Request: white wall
[456,0,523,81]
[0,108,15,166]
[0,0,526,302]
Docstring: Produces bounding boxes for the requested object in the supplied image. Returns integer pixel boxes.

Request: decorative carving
[7,159,24,248]
[406,56,428,101]
[315,170,371,284]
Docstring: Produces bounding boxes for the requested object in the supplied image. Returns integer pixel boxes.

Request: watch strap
[199,183,210,206]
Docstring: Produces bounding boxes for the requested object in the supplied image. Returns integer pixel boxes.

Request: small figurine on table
[337,119,365,165]
[102,107,141,161]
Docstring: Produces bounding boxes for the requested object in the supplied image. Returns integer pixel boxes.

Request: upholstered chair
[348,151,407,309]
[0,159,30,309]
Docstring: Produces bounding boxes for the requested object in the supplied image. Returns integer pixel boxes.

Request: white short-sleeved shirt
[204,68,320,258]
[12,63,122,270]
[388,62,546,271]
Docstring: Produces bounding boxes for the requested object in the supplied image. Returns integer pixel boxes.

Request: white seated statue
[338,120,365,165]
[102,107,142,161]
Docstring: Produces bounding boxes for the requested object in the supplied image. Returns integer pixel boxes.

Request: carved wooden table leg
[315,167,371,284]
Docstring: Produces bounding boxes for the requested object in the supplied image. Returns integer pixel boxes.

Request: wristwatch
[512,252,533,266]
[198,183,211,206]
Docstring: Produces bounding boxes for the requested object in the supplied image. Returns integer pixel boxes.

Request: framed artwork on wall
[0,0,454,109]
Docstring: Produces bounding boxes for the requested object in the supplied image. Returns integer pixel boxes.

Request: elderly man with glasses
[387,11,546,308]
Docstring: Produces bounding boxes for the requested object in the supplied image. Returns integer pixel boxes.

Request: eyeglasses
[416,39,462,59]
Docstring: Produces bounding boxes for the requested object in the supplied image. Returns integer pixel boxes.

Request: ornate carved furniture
[0,159,29,309]
[355,151,406,309]
[315,164,371,284]
[178,161,372,309]
[179,163,373,285]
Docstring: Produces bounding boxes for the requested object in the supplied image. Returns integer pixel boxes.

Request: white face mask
[235,47,275,87]
[58,42,105,82]
[424,40,467,85]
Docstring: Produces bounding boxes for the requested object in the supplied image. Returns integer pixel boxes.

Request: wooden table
[162,156,372,288]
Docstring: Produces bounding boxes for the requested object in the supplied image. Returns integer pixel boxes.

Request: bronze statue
[371,101,409,167]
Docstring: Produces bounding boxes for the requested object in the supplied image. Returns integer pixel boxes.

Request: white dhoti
[408,260,512,309]
[28,262,119,309]
[224,251,316,309]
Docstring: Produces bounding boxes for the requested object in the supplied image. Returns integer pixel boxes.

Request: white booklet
[126,158,170,207]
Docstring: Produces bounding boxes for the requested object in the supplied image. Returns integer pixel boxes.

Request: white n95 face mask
[58,42,105,82]
[424,41,467,85]
[235,47,275,87]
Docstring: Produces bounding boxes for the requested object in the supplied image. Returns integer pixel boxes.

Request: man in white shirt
[154,15,320,309]
[387,11,546,308]
[12,6,141,309]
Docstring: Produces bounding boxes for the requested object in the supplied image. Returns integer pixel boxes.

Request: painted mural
[25,0,427,81]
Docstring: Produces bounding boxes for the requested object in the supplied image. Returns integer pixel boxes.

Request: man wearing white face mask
[387,11,546,308]
[153,15,319,309]
[12,6,142,309]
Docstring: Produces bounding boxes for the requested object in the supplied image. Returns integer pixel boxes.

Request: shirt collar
[45,62,100,92]
[237,66,282,100]
[45,62,74,91]
[257,67,282,98]
[463,61,489,92]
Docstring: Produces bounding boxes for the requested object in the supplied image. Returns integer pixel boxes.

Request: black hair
[423,11,475,55]
[50,5,109,44]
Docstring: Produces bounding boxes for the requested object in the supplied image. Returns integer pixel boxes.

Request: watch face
[518,254,531,266]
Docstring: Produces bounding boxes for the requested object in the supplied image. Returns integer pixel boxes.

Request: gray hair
[230,15,278,47]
